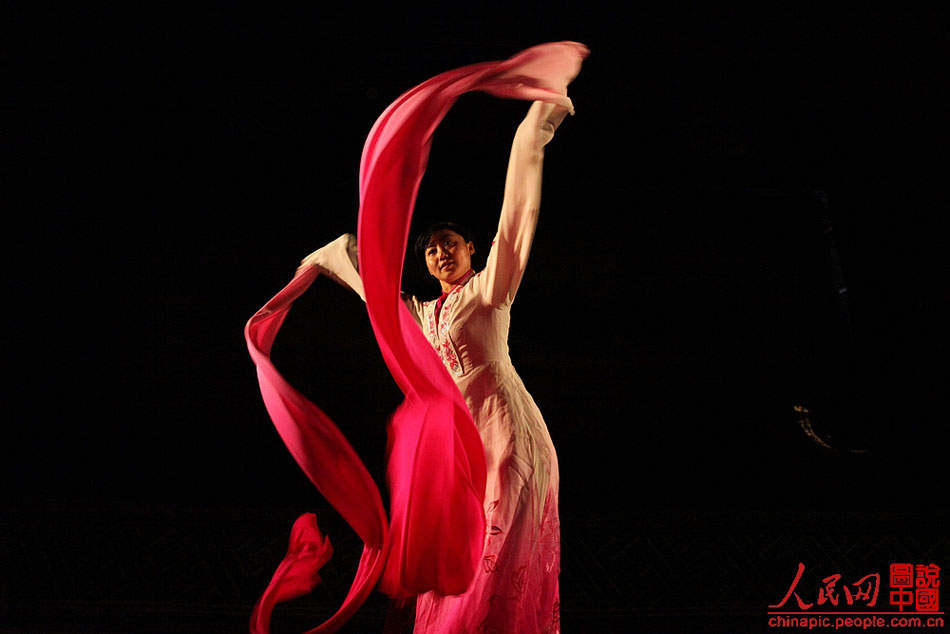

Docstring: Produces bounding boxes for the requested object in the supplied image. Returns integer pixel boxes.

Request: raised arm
[296,233,365,300]
[296,233,426,325]
[480,100,571,307]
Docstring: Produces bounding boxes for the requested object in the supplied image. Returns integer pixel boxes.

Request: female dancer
[300,99,569,632]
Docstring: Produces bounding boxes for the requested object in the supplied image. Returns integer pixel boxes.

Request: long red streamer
[245,41,587,633]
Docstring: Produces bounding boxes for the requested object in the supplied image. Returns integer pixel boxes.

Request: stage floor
[2,497,946,633]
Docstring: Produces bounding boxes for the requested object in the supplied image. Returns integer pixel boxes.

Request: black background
[4,3,949,630]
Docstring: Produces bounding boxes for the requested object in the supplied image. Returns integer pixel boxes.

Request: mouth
[440,261,455,270]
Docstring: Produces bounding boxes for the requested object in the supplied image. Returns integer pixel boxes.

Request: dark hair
[413,220,474,272]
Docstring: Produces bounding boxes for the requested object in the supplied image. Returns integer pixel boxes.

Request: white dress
[403,264,561,634]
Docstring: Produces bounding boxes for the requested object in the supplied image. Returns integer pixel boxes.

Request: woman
[300,100,568,632]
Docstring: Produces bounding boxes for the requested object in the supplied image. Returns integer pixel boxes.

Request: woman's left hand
[527,100,572,147]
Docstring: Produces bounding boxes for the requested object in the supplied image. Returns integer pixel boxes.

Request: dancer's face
[425,229,475,290]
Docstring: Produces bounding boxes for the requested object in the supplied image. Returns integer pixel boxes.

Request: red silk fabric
[249,513,333,632]
[245,41,587,633]
[246,265,388,633]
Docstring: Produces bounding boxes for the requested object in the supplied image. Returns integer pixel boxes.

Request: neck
[439,269,473,293]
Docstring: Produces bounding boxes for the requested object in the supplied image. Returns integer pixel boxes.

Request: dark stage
[3,4,948,633]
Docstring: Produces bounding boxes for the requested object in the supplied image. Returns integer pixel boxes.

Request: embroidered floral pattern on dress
[439,340,462,376]
[548,599,561,633]
[514,565,529,595]
[424,301,462,376]
[424,271,474,378]
[541,511,561,574]
[484,499,502,556]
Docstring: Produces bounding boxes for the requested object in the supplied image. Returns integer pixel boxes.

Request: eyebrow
[427,235,456,248]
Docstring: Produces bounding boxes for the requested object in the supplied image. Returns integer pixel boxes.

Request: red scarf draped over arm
[245,41,587,634]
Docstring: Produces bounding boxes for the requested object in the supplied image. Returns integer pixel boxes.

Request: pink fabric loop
[245,266,388,634]
[245,41,587,633]
[249,513,333,634]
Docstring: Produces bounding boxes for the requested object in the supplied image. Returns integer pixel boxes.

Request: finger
[546,106,570,131]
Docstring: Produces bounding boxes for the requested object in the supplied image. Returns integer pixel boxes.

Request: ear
[468,241,475,254]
